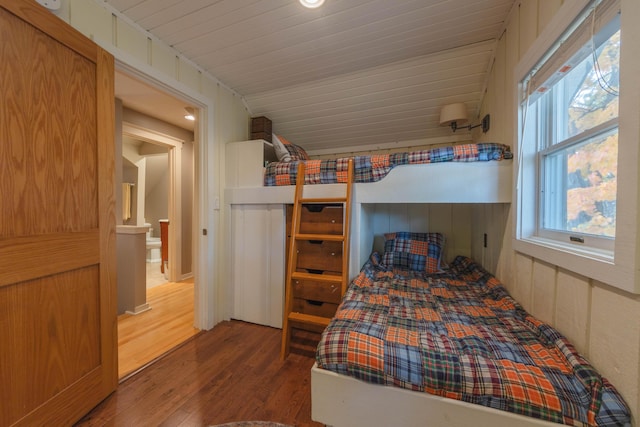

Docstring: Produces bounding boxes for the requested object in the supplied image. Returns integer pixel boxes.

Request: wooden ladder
[280,159,354,360]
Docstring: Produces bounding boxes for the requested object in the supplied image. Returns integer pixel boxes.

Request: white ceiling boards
[106,0,515,151]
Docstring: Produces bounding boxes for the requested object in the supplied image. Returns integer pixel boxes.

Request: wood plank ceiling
[105,0,515,153]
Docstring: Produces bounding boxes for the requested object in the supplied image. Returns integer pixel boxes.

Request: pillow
[277,134,310,161]
[272,134,292,162]
[381,232,445,273]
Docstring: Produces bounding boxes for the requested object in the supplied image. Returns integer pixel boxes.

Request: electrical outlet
[36,0,61,10]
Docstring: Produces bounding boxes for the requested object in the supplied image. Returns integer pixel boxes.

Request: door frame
[114,56,217,330]
[122,122,186,283]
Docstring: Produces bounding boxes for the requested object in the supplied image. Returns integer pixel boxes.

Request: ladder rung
[291,271,343,283]
[288,312,331,327]
[295,233,344,242]
[300,197,346,203]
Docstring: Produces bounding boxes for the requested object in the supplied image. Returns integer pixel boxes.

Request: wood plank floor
[117,279,199,378]
[77,321,323,427]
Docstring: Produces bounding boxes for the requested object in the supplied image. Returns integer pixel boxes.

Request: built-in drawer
[293,298,339,318]
[300,204,343,235]
[296,240,342,273]
[293,277,341,304]
[286,204,343,235]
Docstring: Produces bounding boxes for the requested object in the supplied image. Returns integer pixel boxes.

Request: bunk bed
[312,249,631,427]
[223,138,630,426]
[224,138,513,205]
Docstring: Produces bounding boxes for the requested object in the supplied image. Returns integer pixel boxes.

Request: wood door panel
[0,267,101,425]
[0,6,98,238]
[0,1,116,425]
[0,231,99,287]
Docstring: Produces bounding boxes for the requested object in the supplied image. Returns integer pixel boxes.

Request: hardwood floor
[117,279,199,378]
[77,321,323,427]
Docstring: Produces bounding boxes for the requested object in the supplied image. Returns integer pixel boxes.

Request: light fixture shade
[184,107,195,121]
[439,103,468,126]
[299,0,325,8]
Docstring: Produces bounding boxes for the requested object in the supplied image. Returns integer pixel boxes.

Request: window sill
[512,236,637,294]
[517,235,614,263]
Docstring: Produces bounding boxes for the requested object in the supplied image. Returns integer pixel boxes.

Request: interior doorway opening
[115,70,200,379]
[122,137,169,288]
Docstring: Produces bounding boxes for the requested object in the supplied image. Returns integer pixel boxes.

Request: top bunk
[224,139,513,205]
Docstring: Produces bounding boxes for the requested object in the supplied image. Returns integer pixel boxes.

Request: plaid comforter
[264,143,512,186]
[316,254,630,426]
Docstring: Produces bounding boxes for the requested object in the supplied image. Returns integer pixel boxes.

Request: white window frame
[538,120,618,251]
[513,0,640,294]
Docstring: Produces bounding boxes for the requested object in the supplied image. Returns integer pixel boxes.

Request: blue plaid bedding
[264,143,512,186]
[316,254,630,426]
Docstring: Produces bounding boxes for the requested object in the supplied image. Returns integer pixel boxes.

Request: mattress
[315,254,630,426]
[264,143,512,186]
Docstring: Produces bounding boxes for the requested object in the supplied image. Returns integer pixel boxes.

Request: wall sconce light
[184,107,196,121]
[439,103,490,133]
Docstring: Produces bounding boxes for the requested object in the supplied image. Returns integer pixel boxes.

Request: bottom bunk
[312,243,630,427]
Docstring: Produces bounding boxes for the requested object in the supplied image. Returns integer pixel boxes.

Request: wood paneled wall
[476,0,640,422]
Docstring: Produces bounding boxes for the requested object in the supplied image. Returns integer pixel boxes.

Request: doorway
[122,137,168,288]
[115,71,200,378]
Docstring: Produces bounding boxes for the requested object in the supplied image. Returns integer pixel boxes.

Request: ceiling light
[184,107,195,121]
[299,0,325,8]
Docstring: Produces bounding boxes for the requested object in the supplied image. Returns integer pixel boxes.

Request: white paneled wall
[554,269,590,353]
[364,204,468,264]
[470,204,511,276]
[359,203,506,275]
[478,1,640,422]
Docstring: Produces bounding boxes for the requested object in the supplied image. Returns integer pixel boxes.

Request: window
[528,22,620,250]
[514,0,640,293]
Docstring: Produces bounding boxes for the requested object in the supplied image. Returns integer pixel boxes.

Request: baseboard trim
[125,303,151,315]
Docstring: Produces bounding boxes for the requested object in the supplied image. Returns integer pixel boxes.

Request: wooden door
[0,1,117,426]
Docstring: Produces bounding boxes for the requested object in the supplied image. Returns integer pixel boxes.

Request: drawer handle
[331,252,335,256]
[308,240,323,245]
[307,299,324,306]
[306,269,324,274]
[331,219,336,223]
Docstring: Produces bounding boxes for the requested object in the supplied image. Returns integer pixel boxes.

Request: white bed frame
[225,140,512,206]
[311,363,562,427]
